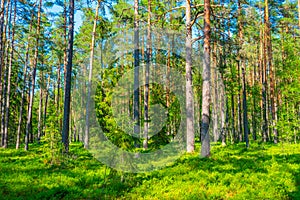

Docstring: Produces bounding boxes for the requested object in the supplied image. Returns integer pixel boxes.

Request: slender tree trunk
[227,21,236,143]
[37,73,43,142]
[0,0,5,60]
[63,0,67,88]
[212,39,218,143]
[237,0,244,142]
[166,35,171,136]
[201,0,211,157]
[25,0,42,150]
[56,62,61,123]
[133,0,140,146]
[1,0,10,147]
[262,3,269,142]
[252,49,258,141]
[62,0,75,153]
[265,0,277,144]
[43,76,50,136]
[186,0,195,152]
[242,67,249,147]
[143,0,151,149]
[16,11,34,149]
[237,65,243,142]
[259,8,265,140]
[0,1,5,131]
[3,0,16,148]
[238,0,249,147]
[85,1,100,149]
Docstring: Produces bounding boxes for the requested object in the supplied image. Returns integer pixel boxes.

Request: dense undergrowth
[0,142,300,199]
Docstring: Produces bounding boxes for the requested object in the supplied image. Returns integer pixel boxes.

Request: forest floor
[1,142,300,199]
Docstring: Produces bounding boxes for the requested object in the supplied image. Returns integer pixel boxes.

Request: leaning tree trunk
[201,0,211,157]
[186,0,195,153]
[25,0,42,151]
[85,0,100,149]
[62,0,75,153]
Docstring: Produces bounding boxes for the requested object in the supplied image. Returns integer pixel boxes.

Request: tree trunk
[252,48,258,141]
[85,1,100,149]
[1,0,11,147]
[3,0,16,148]
[143,0,151,149]
[56,62,61,127]
[262,3,269,142]
[237,0,243,142]
[133,0,140,146]
[201,0,211,157]
[242,67,249,147]
[0,1,5,132]
[62,0,75,153]
[25,0,42,150]
[63,0,67,89]
[265,0,277,144]
[37,73,43,142]
[43,76,50,136]
[212,39,218,143]
[16,10,34,149]
[186,0,195,153]
[238,0,249,147]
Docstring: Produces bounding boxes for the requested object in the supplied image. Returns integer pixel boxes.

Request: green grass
[1,142,300,199]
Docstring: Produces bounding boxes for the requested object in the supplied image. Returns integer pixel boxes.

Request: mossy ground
[1,142,300,199]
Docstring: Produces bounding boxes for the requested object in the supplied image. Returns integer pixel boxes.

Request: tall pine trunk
[3,0,16,148]
[1,0,10,147]
[133,0,140,145]
[43,76,50,136]
[37,72,44,142]
[262,2,269,142]
[16,11,34,149]
[62,0,75,153]
[238,0,249,147]
[212,39,218,143]
[25,0,42,150]
[186,0,195,153]
[265,0,277,143]
[143,0,151,149]
[242,68,249,147]
[0,1,5,129]
[201,0,211,157]
[85,1,100,149]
